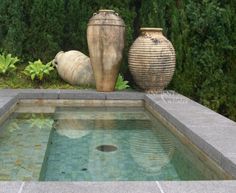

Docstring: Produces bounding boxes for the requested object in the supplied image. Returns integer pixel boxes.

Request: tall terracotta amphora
[129,28,176,93]
[87,10,125,92]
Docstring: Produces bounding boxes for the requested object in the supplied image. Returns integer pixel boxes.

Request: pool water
[0,113,53,180]
[0,106,229,181]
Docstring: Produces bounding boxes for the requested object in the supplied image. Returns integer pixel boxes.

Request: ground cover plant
[23,60,54,81]
[0,53,19,75]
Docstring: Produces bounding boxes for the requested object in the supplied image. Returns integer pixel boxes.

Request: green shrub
[115,74,130,90]
[23,59,54,81]
[0,53,19,74]
[0,0,235,121]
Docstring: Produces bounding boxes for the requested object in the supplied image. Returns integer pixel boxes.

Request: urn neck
[140,28,163,37]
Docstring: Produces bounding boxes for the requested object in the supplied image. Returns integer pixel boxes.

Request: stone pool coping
[0,89,236,193]
[1,181,236,193]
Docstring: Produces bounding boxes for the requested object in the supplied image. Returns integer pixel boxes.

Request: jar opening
[99,9,115,13]
[140,28,163,32]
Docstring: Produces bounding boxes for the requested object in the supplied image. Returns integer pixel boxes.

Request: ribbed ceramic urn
[87,10,125,92]
[128,28,176,93]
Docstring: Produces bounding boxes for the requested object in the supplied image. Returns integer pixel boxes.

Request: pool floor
[0,106,229,181]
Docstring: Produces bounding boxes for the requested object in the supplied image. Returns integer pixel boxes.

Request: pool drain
[96,145,118,152]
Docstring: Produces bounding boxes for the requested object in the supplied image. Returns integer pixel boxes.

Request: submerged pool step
[14,106,56,114]
[0,117,54,180]
[54,111,150,121]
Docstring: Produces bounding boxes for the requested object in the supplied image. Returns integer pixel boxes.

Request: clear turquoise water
[0,106,228,181]
[0,113,53,180]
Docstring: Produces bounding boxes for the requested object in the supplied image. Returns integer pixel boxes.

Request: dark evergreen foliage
[0,0,25,56]
[0,0,235,120]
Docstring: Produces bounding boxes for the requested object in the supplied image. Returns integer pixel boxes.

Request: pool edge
[144,92,236,179]
[0,181,236,193]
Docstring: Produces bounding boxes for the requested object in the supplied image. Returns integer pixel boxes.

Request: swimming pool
[0,104,231,181]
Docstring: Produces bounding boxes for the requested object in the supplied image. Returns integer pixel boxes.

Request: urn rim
[98,9,115,13]
[140,28,163,32]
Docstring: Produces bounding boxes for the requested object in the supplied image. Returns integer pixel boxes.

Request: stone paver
[159,181,236,193]
[105,91,145,100]
[1,181,236,193]
[0,97,17,117]
[0,89,19,98]
[59,89,106,100]
[18,89,60,99]
[0,182,23,193]
[22,182,160,193]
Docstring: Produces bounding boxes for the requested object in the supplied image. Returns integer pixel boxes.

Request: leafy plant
[0,53,20,74]
[23,59,54,81]
[115,74,130,90]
